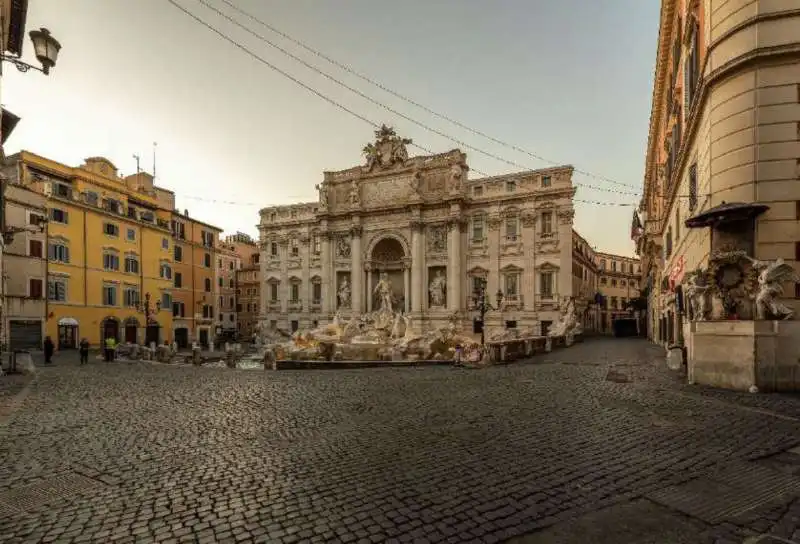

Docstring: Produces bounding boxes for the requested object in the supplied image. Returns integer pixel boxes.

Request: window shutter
[63,210,69,224]
[64,246,70,263]
[48,243,55,261]
[684,54,692,113]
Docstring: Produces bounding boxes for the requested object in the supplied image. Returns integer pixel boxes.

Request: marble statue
[449,163,464,192]
[373,272,394,312]
[429,270,446,307]
[315,183,328,207]
[409,169,422,197]
[748,257,800,320]
[684,270,711,321]
[348,179,361,207]
[547,298,581,337]
[338,278,351,308]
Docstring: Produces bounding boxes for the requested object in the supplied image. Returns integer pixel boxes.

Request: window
[204,253,211,267]
[473,186,483,197]
[541,212,553,235]
[472,216,484,242]
[85,191,99,206]
[124,254,139,274]
[290,238,299,256]
[505,217,519,241]
[312,283,322,304]
[684,18,700,113]
[506,180,516,192]
[103,252,120,271]
[160,264,172,280]
[103,222,119,237]
[161,293,171,310]
[612,279,617,287]
[174,245,183,262]
[48,241,70,263]
[621,280,627,287]
[219,296,224,308]
[270,283,278,301]
[504,273,519,296]
[229,261,234,270]
[49,208,68,224]
[29,239,43,258]
[28,212,46,227]
[270,242,278,257]
[541,175,552,188]
[174,272,183,288]
[611,261,618,272]
[229,278,234,288]
[102,284,118,306]
[665,227,673,258]
[218,277,223,287]
[126,228,136,241]
[204,278,212,292]
[688,163,698,211]
[202,304,213,319]
[172,301,185,318]
[540,272,554,297]
[201,231,214,248]
[600,259,607,270]
[270,213,276,222]
[172,221,186,240]
[290,283,300,302]
[312,235,321,255]
[218,258,222,268]
[229,296,235,308]
[600,277,607,285]
[53,183,72,199]
[124,287,140,307]
[161,237,169,250]
[611,297,618,310]
[48,277,68,301]
[229,314,234,321]
[29,278,43,299]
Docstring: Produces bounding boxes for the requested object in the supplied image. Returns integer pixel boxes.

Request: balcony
[287,300,303,312]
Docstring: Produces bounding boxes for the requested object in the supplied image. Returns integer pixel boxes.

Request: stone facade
[257,126,576,334]
[636,0,800,346]
[571,230,601,334]
[596,252,641,334]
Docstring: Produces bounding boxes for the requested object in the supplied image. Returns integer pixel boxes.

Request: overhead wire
[165,0,636,207]
[186,0,640,198]
[215,0,641,192]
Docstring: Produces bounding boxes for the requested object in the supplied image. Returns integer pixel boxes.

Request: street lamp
[1,28,61,75]
[137,292,161,325]
[471,279,503,346]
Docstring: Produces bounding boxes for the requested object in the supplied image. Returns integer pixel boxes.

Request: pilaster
[350,224,363,314]
[410,220,425,313]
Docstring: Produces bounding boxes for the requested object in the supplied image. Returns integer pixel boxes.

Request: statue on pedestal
[684,269,711,321]
[449,163,464,193]
[348,179,361,207]
[338,278,351,308]
[748,257,800,320]
[315,183,328,208]
[373,272,394,312]
[429,270,446,307]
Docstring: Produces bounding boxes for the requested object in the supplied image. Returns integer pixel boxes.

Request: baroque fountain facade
[256,125,580,363]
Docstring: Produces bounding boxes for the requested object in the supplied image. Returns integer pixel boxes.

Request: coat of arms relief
[362,125,412,172]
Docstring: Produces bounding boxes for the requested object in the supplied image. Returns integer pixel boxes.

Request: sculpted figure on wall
[362,124,412,172]
[348,179,361,207]
[427,225,447,254]
[315,183,328,208]
[338,278,351,308]
[429,270,446,307]
[409,169,422,197]
[449,163,464,193]
[335,235,351,259]
[747,257,800,320]
[373,272,394,312]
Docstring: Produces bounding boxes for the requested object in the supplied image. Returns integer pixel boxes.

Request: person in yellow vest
[104,336,117,362]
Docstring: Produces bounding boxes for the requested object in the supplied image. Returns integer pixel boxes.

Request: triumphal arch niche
[258,124,576,333]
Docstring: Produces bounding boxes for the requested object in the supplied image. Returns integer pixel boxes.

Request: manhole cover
[647,462,800,524]
[606,370,629,383]
[0,472,108,512]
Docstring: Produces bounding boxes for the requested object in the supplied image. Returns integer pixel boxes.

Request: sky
[3,0,659,256]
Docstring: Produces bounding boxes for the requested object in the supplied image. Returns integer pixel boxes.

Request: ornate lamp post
[1,28,62,75]
[471,279,504,345]
[137,292,161,325]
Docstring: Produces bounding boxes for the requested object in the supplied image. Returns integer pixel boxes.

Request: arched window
[160,263,172,280]
[204,278,212,292]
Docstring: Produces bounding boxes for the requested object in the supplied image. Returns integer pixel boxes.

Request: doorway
[102,318,120,342]
[123,317,140,344]
[145,325,160,346]
[198,328,209,348]
[175,328,189,349]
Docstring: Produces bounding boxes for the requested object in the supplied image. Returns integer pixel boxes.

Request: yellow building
[4,152,175,348]
[596,252,641,334]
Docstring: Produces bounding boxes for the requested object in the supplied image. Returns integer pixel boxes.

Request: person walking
[79,338,90,365]
[43,336,55,365]
[104,336,117,362]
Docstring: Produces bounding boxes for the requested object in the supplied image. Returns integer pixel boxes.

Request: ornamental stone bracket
[487,216,502,231]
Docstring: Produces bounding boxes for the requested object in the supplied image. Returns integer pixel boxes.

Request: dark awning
[684,201,769,229]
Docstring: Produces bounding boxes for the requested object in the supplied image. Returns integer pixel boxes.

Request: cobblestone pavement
[1,338,800,543]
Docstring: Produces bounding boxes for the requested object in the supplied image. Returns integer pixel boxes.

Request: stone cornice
[642,0,677,209]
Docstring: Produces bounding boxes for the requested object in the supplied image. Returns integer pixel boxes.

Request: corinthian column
[320,231,332,316]
[350,225,363,314]
[447,218,463,311]
[410,221,424,313]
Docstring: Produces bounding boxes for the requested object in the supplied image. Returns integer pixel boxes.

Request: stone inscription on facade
[361,176,414,209]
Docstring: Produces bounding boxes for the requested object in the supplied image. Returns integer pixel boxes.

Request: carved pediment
[500,206,520,218]
[467,266,489,276]
[310,275,322,282]
[500,264,524,273]
[266,276,280,284]
[535,261,560,270]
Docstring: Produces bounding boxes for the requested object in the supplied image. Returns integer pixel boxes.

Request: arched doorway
[123,317,140,344]
[368,236,407,312]
[100,317,120,343]
[57,317,79,349]
[175,327,189,349]
[145,323,161,346]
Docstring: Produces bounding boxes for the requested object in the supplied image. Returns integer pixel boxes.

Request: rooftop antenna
[152,142,157,181]
[132,153,141,174]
